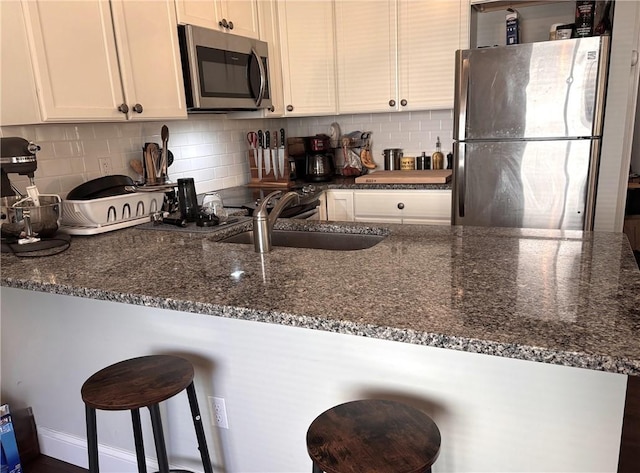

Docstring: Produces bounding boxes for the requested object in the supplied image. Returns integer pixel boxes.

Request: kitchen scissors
[246,131,257,150]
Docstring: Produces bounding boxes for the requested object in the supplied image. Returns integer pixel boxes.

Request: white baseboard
[37,427,199,473]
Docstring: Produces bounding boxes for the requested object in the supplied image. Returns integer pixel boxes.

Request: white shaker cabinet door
[22,0,126,121]
[219,0,260,39]
[0,1,40,125]
[278,0,337,116]
[110,0,187,121]
[176,0,259,39]
[325,190,355,222]
[397,0,469,111]
[335,0,397,114]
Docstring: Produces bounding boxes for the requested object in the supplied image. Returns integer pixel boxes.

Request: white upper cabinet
[278,0,337,116]
[175,0,260,39]
[111,0,187,120]
[22,0,186,122]
[335,0,468,114]
[397,0,469,111]
[335,1,397,114]
[0,0,41,126]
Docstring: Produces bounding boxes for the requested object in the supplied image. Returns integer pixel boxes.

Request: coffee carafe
[305,135,334,182]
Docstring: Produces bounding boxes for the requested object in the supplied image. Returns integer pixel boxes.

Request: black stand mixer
[1,137,70,256]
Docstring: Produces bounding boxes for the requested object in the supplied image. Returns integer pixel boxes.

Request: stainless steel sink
[220,230,386,251]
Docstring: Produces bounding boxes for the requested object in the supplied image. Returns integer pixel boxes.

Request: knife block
[247,148,293,188]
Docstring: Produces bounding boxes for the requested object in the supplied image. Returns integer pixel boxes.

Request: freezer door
[454,37,608,141]
[452,140,597,230]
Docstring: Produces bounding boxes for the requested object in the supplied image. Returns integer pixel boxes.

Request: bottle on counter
[446,152,453,170]
[416,152,428,170]
[432,137,444,170]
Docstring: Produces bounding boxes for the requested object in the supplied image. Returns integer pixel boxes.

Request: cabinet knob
[118,103,129,114]
[388,99,396,107]
[268,105,275,112]
[400,99,407,106]
[397,202,405,210]
[219,18,228,28]
[286,105,294,112]
[132,103,143,113]
[228,21,234,30]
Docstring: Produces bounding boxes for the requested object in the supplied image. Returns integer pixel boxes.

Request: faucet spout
[253,190,300,253]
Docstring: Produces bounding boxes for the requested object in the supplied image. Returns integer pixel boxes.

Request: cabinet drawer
[354,190,451,221]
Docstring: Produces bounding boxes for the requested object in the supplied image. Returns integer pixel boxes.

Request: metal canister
[383,148,403,170]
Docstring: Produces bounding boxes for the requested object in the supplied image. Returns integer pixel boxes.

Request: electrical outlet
[209,396,229,429]
[98,157,112,176]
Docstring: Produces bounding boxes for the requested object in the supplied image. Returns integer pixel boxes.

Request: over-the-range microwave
[177,24,272,112]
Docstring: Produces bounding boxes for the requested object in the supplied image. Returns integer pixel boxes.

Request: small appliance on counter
[287,135,335,182]
[1,137,70,256]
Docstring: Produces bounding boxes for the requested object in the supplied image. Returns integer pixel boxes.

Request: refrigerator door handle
[457,143,465,218]
[455,56,470,140]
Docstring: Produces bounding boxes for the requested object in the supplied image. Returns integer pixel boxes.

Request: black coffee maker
[304,135,334,182]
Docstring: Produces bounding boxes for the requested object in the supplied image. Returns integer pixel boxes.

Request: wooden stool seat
[306,399,441,473]
[81,355,194,410]
[81,355,212,473]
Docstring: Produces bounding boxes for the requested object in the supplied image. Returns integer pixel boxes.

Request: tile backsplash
[288,110,454,169]
[0,110,452,198]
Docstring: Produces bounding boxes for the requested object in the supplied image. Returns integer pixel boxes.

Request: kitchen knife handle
[257,130,263,148]
[265,131,270,149]
[280,128,285,147]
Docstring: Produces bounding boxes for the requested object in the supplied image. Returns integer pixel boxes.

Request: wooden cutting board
[355,170,452,184]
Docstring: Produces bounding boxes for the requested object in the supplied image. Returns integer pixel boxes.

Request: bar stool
[306,399,441,473]
[81,355,213,473]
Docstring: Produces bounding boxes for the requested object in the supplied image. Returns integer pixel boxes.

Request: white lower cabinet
[323,189,452,225]
[322,190,354,222]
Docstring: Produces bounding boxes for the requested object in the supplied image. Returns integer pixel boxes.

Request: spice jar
[400,156,415,171]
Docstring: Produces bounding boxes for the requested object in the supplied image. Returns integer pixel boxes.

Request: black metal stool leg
[312,462,323,473]
[85,404,99,473]
[148,404,170,473]
[131,409,147,473]
[186,381,214,473]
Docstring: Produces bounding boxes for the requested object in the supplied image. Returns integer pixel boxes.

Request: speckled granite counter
[2,220,639,375]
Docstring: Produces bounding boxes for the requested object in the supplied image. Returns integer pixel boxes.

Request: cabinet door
[22,0,126,121]
[397,0,468,110]
[335,0,397,114]
[0,1,40,125]
[175,0,259,39]
[278,0,337,116]
[219,0,260,39]
[111,0,187,121]
[257,0,283,117]
[325,190,354,222]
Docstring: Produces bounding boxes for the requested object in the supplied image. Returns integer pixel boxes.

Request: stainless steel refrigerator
[452,36,610,230]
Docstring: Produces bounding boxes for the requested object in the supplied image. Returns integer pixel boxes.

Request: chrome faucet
[253,190,300,253]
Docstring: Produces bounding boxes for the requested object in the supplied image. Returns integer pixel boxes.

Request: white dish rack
[60,192,165,235]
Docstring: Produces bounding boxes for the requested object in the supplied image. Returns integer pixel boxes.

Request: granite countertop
[2,218,639,376]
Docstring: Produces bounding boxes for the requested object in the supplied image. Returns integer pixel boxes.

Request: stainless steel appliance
[452,36,609,230]
[178,24,271,112]
[305,135,334,182]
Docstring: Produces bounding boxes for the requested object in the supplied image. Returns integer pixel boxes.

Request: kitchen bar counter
[2,220,639,376]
